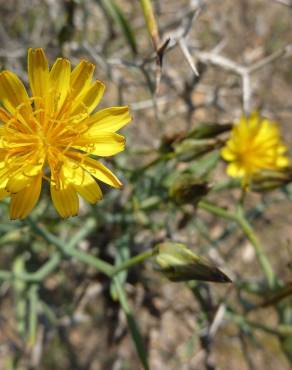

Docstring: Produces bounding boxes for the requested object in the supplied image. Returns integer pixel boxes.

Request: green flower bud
[169,174,210,205]
[154,243,231,283]
[174,138,217,161]
[251,168,292,192]
[187,123,232,140]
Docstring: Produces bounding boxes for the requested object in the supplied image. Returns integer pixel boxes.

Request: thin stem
[27,217,64,249]
[66,218,96,250]
[114,278,149,370]
[29,252,61,281]
[0,270,12,280]
[198,200,236,221]
[13,257,27,337]
[198,200,277,288]
[235,207,277,288]
[136,152,175,173]
[66,248,113,276]
[239,188,247,206]
[111,249,154,277]
[24,218,154,280]
[0,253,61,283]
[228,310,292,336]
[27,217,114,277]
[28,284,38,346]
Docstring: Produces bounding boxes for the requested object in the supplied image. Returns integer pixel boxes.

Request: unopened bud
[154,242,231,283]
[169,174,210,205]
[188,122,232,140]
[174,138,217,161]
[251,168,292,192]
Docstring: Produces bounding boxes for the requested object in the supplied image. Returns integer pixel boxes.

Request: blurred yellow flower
[221,112,289,186]
[0,48,131,219]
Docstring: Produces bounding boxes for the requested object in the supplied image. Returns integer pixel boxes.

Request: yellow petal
[70,60,95,100]
[70,80,105,116]
[51,184,79,218]
[67,152,122,188]
[221,146,235,161]
[49,58,71,113]
[6,174,30,193]
[0,149,6,162]
[235,116,250,140]
[277,144,288,155]
[57,158,103,204]
[73,172,103,204]
[9,174,42,220]
[84,106,131,133]
[74,133,125,156]
[0,187,9,200]
[248,112,260,130]
[5,158,44,193]
[253,122,279,148]
[0,128,7,148]
[0,71,32,119]
[0,107,11,123]
[226,162,246,178]
[0,167,9,187]
[276,156,289,168]
[28,48,49,103]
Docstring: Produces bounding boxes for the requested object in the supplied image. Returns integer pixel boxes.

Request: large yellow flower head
[221,112,289,186]
[0,48,131,219]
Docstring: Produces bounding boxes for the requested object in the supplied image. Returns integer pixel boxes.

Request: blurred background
[0,0,292,369]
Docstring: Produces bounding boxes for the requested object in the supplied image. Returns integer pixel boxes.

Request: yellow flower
[221,112,289,186]
[0,48,131,219]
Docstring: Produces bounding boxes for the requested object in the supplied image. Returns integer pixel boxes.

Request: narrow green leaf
[140,0,160,49]
[114,278,149,370]
[186,151,220,178]
[28,284,38,346]
[100,0,138,55]
[13,256,27,337]
[110,235,131,300]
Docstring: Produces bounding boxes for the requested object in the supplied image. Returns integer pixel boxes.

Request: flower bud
[174,138,217,161]
[154,242,231,283]
[251,168,292,192]
[169,174,210,205]
[187,122,232,139]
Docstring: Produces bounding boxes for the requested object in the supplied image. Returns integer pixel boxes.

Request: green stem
[228,310,292,337]
[114,278,149,370]
[111,249,154,277]
[65,248,113,276]
[27,217,114,277]
[13,257,27,337]
[0,253,61,282]
[29,252,61,281]
[27,217,65,249]
[27,246,153,282]
[28,284,38,346]
[137,152,175,173]
[24,218,154,281]
[198,200,277,288]
[65,218,96,250]
[198,200,235,221]
[236,206,276,288]
[27,217,154,278]
[0,270,12,280]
